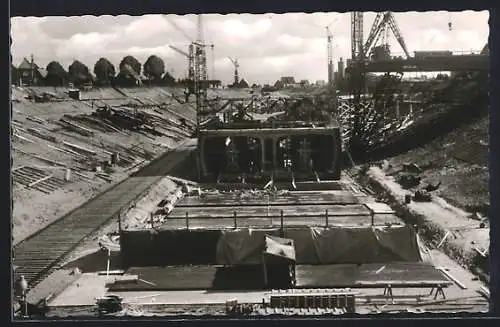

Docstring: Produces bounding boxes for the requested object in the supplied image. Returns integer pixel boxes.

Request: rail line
[13,139,195,289]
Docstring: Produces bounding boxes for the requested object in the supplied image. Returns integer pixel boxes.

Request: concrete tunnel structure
[197,123,343,183]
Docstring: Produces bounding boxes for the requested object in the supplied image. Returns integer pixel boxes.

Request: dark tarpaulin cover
[215,225,422,265]
[285,225,423,264]
[215,228,280,265]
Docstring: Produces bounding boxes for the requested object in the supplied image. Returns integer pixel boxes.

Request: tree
[10,64,19,85]
[45,61,68,86]
[119,55,141,75]
[68,60,92,86]
[143,55,165,81]
[94,58,116,85]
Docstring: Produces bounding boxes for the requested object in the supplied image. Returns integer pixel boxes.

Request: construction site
[11,12,491,318]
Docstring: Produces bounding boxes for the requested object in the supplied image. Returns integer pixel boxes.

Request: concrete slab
[120,290,269,305]
[106,263,449,292]
[168,204,371,219]
[48,274,110,307]
[176,190,360,207]
[160,215,401,229]
[47,252,489,314]
[364,202,396,214]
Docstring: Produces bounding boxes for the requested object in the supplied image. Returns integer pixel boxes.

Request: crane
[326,26,333,86]
[163,14,213,129]
[168,44,195,94]
[227,57,239,87]
[210,44,215,82]
[356,11,411,61]
[351,12,364,62]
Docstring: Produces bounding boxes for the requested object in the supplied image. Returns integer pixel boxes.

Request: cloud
[10,11,489,84]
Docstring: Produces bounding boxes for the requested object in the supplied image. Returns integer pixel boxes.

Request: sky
[10,11,489,85]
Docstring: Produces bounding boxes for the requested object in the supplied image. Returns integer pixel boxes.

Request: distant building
[280,76,296,87]
[333,72,340,84]
[17,57,47,86]
[315,80,326,86]
[338,58,345,81]
[299,79,310,87]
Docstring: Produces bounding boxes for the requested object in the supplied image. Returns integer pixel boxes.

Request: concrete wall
[198,127,342,182]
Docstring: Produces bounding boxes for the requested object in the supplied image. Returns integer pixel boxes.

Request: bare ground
[384,116,489,214]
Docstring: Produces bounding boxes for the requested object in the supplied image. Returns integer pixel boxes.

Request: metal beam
[347,55,489,73]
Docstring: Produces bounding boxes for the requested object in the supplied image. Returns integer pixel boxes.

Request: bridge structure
[346,53,489,73]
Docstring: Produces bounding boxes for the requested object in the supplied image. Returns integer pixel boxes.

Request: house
[280,76,296,87]
[299,79,310,87]
[17,57,47,86]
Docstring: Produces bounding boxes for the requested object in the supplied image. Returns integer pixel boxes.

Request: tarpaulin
[283,228,320,263]
[314,225,422,264]
[215,228,279,265]
[284,225,422,264]
[264,235,296,262]
[121,225,423,266]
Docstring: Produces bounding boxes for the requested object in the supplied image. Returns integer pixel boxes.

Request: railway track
[13,139,195,289]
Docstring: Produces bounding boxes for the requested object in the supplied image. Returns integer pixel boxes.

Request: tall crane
[351,12,364,62]
[227,57,239,86]
[210,44,215,82]
[168,44,195,93]
[326,26,334,86]
[164,14,212,130]
[362,12,411,60]
[193,14,209,127]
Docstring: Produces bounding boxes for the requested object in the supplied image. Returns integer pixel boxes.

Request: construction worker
[14,275,29,316]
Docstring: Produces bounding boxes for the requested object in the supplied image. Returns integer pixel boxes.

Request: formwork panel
[175,190,360,207]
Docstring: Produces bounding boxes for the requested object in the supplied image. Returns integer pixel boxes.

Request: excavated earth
[10,85,201,245]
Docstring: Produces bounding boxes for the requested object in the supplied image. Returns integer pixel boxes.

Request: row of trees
[12,54,177,88]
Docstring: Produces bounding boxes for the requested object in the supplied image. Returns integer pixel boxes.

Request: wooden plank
[12,166,26,172]
[26,127,58,142]
[13,133,36,143]
[438,267,468,289]
[168,204,370,219]
[26,115,45,124]
[62,141,97,156]
[12,147,67,167]
[28,174,54,188]
[176,191,360,208]
[73,171,93,180]
[47,144,86,158]
[60,118,95,136]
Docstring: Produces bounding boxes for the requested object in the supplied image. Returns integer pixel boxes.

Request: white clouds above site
[10,11,489,84]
